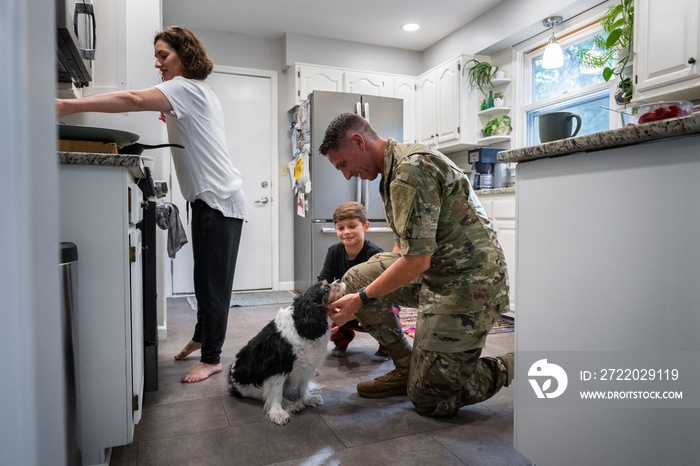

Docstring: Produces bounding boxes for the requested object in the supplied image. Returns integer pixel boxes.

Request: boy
[318,202,388,361]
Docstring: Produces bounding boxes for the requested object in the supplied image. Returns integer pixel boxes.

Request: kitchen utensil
[538,112,581,143]
[599,105,633,116]
[619,101,693,126]
[119,143,184,155]
[58,124,139,148]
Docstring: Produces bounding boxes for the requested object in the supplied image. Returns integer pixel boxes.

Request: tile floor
[110,297,531,466]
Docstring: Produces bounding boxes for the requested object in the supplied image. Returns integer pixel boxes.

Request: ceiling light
[402,23,420,32]
[542,16,564,70]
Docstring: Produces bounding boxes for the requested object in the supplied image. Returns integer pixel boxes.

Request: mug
[539,112,582,143]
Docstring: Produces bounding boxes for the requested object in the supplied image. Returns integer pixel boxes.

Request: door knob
[688,57,696,64]
[255,196,269,205]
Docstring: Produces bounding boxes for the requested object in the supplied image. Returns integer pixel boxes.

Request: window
[516,8,616,147]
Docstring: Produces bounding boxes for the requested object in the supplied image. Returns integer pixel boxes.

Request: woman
[58,26,247,383]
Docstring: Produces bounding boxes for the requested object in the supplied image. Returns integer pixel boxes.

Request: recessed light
[402,23,420,32]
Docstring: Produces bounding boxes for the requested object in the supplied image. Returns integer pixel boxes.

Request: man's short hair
[332,201,367,225]
[318,113,376,155]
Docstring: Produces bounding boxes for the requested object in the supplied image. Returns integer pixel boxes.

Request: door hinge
[129,246,136,263]
[458,63,461,71]
[635,75,638,84]
[132,395,139,411]
[458,126,461,134]
[297,70,300,78]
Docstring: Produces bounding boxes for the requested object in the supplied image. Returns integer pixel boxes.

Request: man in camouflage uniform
[319,113,513,417]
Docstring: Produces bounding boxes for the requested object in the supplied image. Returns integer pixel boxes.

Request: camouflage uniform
[343,139,510,417]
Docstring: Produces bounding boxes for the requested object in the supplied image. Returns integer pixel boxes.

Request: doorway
[169,66,278,293]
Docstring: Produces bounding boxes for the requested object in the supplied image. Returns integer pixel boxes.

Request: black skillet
[119,142,184,154]
[58,124,183,154]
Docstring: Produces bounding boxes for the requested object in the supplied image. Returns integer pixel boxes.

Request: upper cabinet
[292,63,416,144]
[416,56,481,153]
[634,0,700,102]
[295,64,344,103]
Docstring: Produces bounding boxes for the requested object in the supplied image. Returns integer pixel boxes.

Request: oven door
[57,0,95,84]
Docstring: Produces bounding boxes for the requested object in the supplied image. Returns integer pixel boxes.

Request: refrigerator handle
[363,102,370,123]
[355,102,361,115]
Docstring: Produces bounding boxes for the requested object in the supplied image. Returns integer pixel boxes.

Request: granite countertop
[475,187,516,195]
[58,151,154,179]
[498,113,700,164]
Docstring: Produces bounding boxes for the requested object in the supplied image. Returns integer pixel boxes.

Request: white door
[170,67,276,292]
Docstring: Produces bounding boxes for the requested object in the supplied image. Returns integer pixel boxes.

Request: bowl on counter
[621,101,693,126]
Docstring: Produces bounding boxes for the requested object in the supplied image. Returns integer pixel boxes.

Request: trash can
[60,242,81,466]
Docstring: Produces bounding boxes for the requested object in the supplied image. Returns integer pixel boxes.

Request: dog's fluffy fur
[228,280,345,425]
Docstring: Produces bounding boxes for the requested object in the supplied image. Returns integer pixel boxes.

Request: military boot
[357,340,412,398]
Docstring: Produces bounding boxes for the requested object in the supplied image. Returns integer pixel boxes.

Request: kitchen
[4,0,700,465]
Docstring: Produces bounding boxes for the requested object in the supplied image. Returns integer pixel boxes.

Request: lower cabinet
[477,191,516,314]
[59,163,144,466]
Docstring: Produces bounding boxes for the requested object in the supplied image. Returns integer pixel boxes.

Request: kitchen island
[500,114,700,465]
[59,152,150,465]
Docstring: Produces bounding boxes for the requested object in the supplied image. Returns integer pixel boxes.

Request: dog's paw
[267,407,290,426]
[303,393,323,407]
[284,399,306,414]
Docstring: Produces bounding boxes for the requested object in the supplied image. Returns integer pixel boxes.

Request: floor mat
[186,290,296,311]
[398,308,514,338]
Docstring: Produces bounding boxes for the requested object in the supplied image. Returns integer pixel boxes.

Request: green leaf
[606,29,622,48]
[603,67,613,81]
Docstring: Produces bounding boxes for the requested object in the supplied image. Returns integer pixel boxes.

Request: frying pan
[57,124,184,154]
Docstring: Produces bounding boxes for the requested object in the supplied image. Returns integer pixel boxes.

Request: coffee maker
[468,147,507,190]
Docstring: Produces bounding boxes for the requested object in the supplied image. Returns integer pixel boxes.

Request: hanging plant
[463,58,498,95]
[577,0,635,104]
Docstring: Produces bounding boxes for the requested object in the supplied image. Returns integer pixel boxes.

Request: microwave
[57,0,95,86]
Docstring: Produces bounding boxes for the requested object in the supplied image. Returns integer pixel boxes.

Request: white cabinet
[416,56,481,153]
[295,64,344,103]
[478,192,516,314]
[417,71,437,146]
[59,163,144,465]
[394,76,416,143]
[293,63,416,144]
[634,0,700,102]
[344,70,394,97]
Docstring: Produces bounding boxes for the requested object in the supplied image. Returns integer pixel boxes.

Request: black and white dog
[228,280,345,425]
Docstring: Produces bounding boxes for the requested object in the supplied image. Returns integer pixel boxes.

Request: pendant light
[542,16,564,69]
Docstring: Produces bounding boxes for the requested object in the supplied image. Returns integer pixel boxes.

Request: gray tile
[270,433,465,466]
[134,397,230,443]
[429,416,532,466]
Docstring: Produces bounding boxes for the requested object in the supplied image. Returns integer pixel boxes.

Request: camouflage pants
[343,252,508,417]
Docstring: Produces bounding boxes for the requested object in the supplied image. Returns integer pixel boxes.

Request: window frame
[511,2,619,149]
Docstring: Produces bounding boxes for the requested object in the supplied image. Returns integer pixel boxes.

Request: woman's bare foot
[181,362,222,383]
[174,340,201,361]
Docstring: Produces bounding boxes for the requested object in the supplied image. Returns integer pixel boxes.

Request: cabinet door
[128,228,143,430]
[635,0,700,98]
[436,59,461,145]
[417,71,437,146]
[344,71,394,97]
[394,76,416,143]
[296,65,344,103]
[491,199,516,313]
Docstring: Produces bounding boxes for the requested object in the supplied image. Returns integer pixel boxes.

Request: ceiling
[163,0,506,52]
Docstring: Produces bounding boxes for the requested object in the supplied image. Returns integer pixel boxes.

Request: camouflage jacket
[379,139,510,316]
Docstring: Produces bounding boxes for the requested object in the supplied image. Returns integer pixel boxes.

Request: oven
[137,167,166,392]
[57,0,96,85]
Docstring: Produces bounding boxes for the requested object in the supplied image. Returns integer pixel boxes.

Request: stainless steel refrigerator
[293,91,403,292]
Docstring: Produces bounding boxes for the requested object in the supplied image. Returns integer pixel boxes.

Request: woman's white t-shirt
[155,76,247,220]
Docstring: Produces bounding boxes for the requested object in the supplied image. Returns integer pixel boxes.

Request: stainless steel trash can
[60,242,81,466]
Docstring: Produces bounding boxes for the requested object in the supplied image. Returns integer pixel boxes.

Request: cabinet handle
[689,57,696,64]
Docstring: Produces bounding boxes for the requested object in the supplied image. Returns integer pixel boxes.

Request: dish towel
[156,203,188,258]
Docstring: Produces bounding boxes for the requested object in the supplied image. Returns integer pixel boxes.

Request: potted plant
[493,92,505,108]
[577,0,634,104]
[463,58,498,95]
[482,115,512,137]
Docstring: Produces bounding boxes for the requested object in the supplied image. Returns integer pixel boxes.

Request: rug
[187,290,296,311]
[397,308,514,338]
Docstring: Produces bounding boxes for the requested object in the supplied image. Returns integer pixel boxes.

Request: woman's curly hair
[154,26,213,80]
